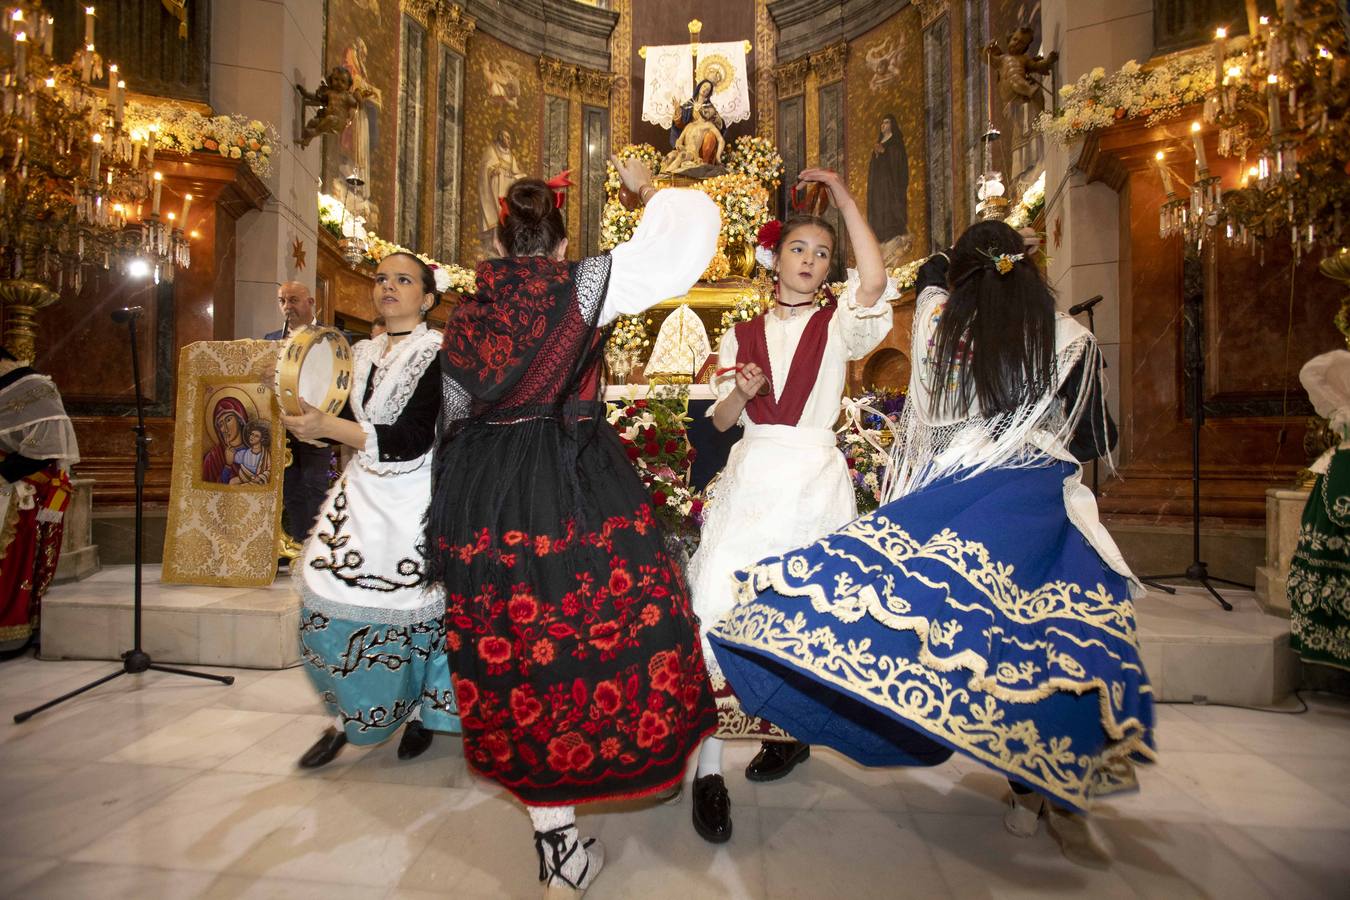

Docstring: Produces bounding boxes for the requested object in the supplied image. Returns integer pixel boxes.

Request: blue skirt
[709,462,1155,813]
[301,607,461,744]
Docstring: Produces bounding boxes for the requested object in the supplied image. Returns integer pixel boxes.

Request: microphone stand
[14,308,234,724]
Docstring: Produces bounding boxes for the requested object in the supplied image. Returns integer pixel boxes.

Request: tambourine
[273,325,353,416]
[790,181,831,217]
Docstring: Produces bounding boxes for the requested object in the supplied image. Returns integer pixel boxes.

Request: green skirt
[1289,449,1350,671]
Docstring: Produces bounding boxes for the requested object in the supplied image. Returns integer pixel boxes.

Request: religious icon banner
[162,340,287,587]
[694,41,750,126]
[642,44,694,130]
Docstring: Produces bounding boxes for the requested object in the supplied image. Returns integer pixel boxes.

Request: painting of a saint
[199,387,270,488]
[867,113,911,264]
[478,126,527,253]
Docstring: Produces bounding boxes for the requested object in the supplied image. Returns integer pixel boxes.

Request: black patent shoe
[691,773,733,843]
[744,740,811,783]
[397,720,434,760]
[298,726,348,768]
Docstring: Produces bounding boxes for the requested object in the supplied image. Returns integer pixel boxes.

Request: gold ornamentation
[709,669,795,741]
[399,0,436,27]
[1323,246,1350,348]
[434,2,475,53]
[162,340,289,588]
[610,0,632,148]
[538,55,577,96]
[773,58,810,98]
[577,67,614,107]
[755,0,777,139]
[912,0,950,27]
[809,42,848,85]
[0,280,60,364]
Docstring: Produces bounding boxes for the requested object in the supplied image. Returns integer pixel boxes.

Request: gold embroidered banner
[162,340,286,587]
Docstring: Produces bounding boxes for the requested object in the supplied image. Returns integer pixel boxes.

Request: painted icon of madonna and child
[199,387,274,487]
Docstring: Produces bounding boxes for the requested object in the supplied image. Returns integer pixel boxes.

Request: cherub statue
[986,26,1058,114]
[296,66,371,149]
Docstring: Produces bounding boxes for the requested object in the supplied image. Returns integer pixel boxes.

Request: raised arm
[601,157,721,326]
[796,168,887,307]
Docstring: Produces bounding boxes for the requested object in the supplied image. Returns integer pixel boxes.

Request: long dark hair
[928,220,1055,418]
[497,178,566,257]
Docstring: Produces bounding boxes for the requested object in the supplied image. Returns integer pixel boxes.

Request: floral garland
[123,103,279,179]
[317,194,476,293]
[1036,53,1231,145]
[1005,171,1047,229]
[606,392,703,542]
[602,143,776,282]
[723,136,785,190]
[714,289,766,346]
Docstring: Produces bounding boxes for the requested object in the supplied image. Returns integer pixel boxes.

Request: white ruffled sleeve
[833,268,897,361]
[601,189,721,326]
[707,326,740,418]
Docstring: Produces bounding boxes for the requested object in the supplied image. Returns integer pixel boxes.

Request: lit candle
[89,133,102,181]
[1154,150,1175,194]
[166,211,175,229]
[44,17,53,56]
[84,6,95,46]
[14,31,26,83]
[1267,73,1282,131]
[1190,121,1208,171]
[179,193,192,225]
[1213,27,1227,85]
[146,125,156,164]
[81,44,93,83]
[114,79,124,123]
[130,132,141,168]
[152,171,162,215]
[9,9,22,32]
[43,76,54,90]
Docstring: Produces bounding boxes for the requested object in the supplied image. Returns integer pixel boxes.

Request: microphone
[1068,295,1103,316]
[111,306,143,323]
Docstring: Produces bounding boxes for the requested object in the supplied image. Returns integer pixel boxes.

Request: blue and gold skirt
[709,462,1155,813]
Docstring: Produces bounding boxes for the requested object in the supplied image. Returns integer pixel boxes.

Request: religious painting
[197,382,274,488]
[461,32,540,266]
[163,340,287,588]
[847,6,926,265]
[324,0,399,231]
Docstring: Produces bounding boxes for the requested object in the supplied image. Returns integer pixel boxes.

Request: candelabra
[1193,0,1350,259]
[1,2,193,359]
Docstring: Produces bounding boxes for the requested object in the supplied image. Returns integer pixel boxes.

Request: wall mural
[461,32,540,266]
[847,5,926,266]
[324,0,399,233]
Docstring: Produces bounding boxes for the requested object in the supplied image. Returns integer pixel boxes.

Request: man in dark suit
[266,281,332,545]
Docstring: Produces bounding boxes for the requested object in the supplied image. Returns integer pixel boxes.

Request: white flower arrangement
[123,103,279,179]
[317,194,476,293]
[1005,170,1047,229]
[723,136,785,191]
[714,289,766,345]
[1036,51,1237,145]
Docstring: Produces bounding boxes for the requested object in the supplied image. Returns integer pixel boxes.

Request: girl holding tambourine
[280,252,460,769]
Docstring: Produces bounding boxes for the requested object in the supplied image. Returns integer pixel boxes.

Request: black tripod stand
[1139,257,1248,611]
[14,306,233,724]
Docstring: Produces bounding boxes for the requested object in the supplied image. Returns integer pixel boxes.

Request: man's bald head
[277,281,316,330]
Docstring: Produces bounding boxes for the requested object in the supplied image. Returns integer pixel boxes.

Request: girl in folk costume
[0,347,79,655]
[425,167,720,897]
[281,253,459,769]
[709,221,1156,866]
[686,168,898,843]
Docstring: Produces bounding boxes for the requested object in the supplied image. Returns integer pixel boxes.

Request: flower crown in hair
[980,247,1025,275]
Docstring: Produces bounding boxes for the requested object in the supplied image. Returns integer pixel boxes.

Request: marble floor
[1,655,1347,899]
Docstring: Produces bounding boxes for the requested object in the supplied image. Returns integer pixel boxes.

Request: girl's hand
[797,167,850,207]
[280,400,329,442]
[610,154,653,197]
[734,363,768,400]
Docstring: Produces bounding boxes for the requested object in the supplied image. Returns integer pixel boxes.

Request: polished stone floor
[1,654,1347,899]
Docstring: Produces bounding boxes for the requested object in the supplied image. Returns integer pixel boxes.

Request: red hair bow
[497,196,510,224]
[546,170,573,209]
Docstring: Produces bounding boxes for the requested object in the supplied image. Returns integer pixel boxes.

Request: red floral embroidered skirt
[429,406,717,806]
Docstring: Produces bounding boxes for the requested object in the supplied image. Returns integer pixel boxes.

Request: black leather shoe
[298,727,347,769]
[397,720,434,760]
[745,740,811,783]
[691,773,732,843]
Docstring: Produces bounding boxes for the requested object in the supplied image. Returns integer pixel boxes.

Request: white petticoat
[688,423,857,673]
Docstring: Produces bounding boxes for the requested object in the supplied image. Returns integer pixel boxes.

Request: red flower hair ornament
[755,219,783,270]
[497,170,574,226]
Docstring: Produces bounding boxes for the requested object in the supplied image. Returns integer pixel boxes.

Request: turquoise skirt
[300,606,460,743]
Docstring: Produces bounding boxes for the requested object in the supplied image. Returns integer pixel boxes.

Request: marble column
[210,0,325,339]
[1040,0,1153,464]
